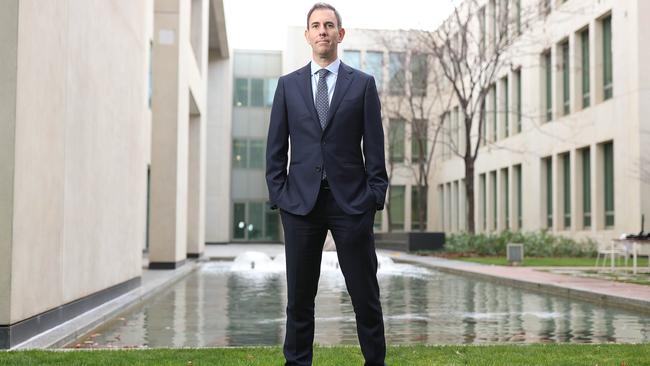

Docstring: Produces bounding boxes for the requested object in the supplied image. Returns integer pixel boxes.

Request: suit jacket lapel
[324,62,354,132]
[296,63,321,130]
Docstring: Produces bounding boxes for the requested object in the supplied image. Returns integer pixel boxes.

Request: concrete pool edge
[385,251,650,315]
[13,261,200,350]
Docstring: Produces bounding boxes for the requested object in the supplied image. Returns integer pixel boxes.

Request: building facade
[434,0,650,245]
[0,0,228,348]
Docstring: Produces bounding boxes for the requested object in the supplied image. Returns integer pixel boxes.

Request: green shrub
[444,230,597,257]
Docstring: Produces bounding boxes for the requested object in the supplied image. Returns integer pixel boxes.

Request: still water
[72,253,650,348]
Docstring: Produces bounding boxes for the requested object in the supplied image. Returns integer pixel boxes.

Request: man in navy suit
[265,3,388,366]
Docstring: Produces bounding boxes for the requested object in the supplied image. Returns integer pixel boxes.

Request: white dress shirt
[310,58,340,104]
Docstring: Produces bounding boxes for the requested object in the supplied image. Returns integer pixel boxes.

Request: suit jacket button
[315,167,321,172]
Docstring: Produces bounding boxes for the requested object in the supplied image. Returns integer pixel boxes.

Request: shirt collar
[311,58,341,76]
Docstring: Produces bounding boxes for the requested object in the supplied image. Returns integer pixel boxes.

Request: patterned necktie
[316,68,330,129]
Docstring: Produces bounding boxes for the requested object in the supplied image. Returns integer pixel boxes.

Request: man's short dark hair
[306,3,342,29]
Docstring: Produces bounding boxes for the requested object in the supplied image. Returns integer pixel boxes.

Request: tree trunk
[464,157,476,234]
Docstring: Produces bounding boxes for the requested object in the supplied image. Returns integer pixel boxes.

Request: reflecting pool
[71,252,650,348]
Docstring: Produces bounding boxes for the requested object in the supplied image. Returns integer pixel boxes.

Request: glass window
[247,202,264,240]
[602,16,613,100]
[250,78,264,107]
[234,78,248,107]
[389,52,406,95]
[389,119,405,163]
[582,148,591,229]
[562,153,571,229]
[490,171,499,230]
[561,41,570,115]
[389,185,405,231]
[365,51,383,91]
[515,69,522,133]
[265,204,280,241]
[479,6,486,57]
[344,50,361,69]
[545,157,553,228]
[544,51,552,122]
[502,76,509,137]
[581,30,590,108]
[410,53,428,96]
[515,164,522,229]
[233,203,246,239]
[481,98,487,145]
[491,84,497,141]
[481,174,487,231]
[411,119,427,164]
[232,139,247,168]
[265,78,278,107]
[504,169,510,229]
[411,186,427,231]
[249,140,265,169]
[603,142,614,227]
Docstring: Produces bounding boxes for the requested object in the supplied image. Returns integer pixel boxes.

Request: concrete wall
[0,0,19,326]
[5,0,149,324]
[206,53,232,243]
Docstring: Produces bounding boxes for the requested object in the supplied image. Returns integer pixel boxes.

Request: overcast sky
[223,0,460,50]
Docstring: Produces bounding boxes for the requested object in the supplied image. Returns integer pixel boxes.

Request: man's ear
[304,29,309,44]
[337,28,346,43]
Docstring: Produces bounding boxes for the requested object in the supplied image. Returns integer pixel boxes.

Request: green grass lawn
[455,256,649,267]
[2,344,650,365]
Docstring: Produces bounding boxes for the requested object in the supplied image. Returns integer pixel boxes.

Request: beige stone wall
[7,0,150,324]
[0,0,19,326]
[205,54,232,243]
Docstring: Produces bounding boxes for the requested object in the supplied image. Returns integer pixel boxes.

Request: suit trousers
[280,181,386,366]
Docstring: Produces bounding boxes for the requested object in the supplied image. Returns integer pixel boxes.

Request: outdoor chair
[595,239,629,269]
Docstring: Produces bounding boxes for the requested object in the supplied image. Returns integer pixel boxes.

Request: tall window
[411,119,427,164]
[515,164,523,229]
[490,0,497,48]
[603,142,614,227]
[365,51,384,91]
[232,139,265,169]
[479,6,487,58]
[562,152,571,229]
[491,84,497,141]
[411,186,427,231]
[390,185,406,231]
[480,174,487,231]
[481,98,487,145]
[514,68,522,134]
[515,0,522,35]
[502,75,509,138]
[265,79,278,107]
[543,51,552,122]
[560,40,570,115]
[374,211,382,231]
[389,52,406,95]
[544,156,553,228]
[580,29,591,108]
[410,53,428,96]
[602,15,613,100]
[389,119,405,163]
[581,147,591,229]
[491,171,497,231]
[503,168,510,230]
[344,50,361,69]
[234,78,249,106]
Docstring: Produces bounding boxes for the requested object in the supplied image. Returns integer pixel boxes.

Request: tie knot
[318,68,330,78]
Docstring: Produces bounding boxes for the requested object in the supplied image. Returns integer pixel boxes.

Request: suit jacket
[265,61,388,216]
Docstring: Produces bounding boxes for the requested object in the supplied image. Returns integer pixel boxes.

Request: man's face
[304,8,345,60]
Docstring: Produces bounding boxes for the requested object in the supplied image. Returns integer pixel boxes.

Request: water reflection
[72,259,650,348]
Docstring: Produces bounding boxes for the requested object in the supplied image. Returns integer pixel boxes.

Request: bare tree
[378,30,454,232]
[413,0,539,233]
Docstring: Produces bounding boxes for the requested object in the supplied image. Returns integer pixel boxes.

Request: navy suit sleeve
[362,76,388,211]
[265,76,288,210]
